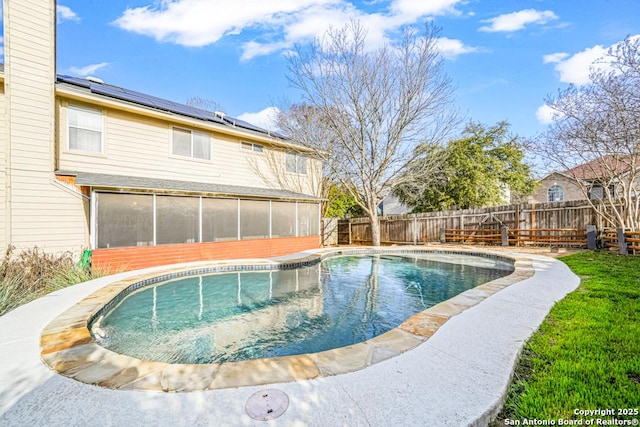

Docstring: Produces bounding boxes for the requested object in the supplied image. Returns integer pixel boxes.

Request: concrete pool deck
[0,246,580,426]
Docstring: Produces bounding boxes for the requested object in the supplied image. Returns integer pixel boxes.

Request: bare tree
[186,96,226,114]
[281,21,457,246]
[539,36,640,230]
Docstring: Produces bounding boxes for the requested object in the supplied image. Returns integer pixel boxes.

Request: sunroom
[58,172,322,271]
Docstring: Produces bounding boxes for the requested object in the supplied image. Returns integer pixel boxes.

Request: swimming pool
[40,247,533,391]
[91,253,513,364]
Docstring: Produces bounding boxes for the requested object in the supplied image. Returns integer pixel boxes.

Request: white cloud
[237,107,281,131]
[435,37,479,59]
[544,35,640,85]
[241,41,291,62]
[536,104,560,125]
[479,9,557,33]
[115,0,344,47]
[546,45,609,85]
[114,0,469,60]
[390,0,463,18]
[57,5,80,23]
[542,52,568,64]
[69,62,109,77]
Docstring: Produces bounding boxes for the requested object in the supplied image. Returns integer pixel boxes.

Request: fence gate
[337,220,351,245]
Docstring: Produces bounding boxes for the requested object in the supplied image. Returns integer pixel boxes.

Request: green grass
[0,246,113,317]
[493,251,640,423]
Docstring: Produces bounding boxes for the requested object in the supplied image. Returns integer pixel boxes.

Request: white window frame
[241,141,264,153]
[547,185,563,202]
[172,127,211,160]
[286,152,308,175]
[67,104,104,154]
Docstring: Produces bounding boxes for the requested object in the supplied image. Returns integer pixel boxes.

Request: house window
[242,142,264,153]
[547,185,563,202]
[68,105,103,153]
[286,152,307,174]
[172,127,211,160]
[590,184,614,200]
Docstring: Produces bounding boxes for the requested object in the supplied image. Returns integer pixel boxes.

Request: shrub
[0,245,111,316]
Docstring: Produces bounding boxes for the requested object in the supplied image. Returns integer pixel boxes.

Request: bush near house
[493,251,640,424]
[0,246,110,316]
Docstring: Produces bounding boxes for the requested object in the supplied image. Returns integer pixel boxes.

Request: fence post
[501,226,509,246]
[413,216,417,245]
[439,226,446,243]
[586,225,597,250]
[617,227,628,255]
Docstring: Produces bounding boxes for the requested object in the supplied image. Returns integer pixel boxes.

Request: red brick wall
[91,236,321,272]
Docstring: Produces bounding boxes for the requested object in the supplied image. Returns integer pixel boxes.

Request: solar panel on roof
[91,84,145,104]
[222,116,270,133]
[58,75,284,135]
[57,75,92,89]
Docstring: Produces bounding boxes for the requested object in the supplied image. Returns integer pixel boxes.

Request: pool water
[92,254,513,364]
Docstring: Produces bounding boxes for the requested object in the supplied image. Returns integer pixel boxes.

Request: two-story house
[1,0,322,271]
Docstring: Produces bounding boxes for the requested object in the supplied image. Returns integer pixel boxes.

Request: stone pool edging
[39,246,534,392]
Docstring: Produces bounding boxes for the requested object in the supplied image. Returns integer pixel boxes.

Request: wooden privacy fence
[333,199,606,249]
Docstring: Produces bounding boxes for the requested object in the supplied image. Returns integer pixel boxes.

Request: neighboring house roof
[56,74,293,143]
[563,155,638,180]
[537,155,639,185]
[59,171,320,201]
[537,171,575,183]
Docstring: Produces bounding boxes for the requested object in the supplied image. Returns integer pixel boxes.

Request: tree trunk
[370,210,381,246]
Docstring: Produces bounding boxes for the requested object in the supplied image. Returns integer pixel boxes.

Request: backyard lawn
[493,251,640,424]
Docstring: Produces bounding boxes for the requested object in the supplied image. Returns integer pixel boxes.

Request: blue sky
[4,1,640,141]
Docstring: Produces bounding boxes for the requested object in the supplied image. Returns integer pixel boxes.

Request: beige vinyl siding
[240,148,323,197]
[58,101,321,196]
[4,0,88,254]
[0,84,6,249]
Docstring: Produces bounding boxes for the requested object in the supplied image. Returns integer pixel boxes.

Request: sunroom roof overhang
[57,171,321,202]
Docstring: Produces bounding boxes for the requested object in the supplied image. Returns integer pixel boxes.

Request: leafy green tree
[395,121,535,212]
[323,182,365,218]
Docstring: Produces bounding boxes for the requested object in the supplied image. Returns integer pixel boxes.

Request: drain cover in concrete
[245,389,289,421]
